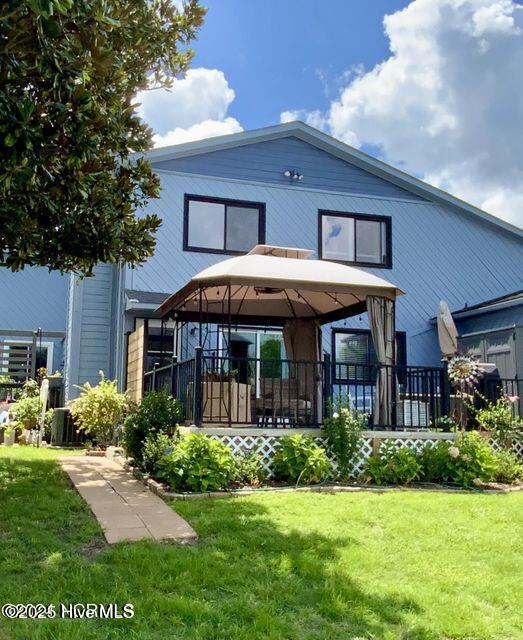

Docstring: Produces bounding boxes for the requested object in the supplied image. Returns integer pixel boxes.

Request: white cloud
[280,109,327,131]
[152,117,243,147]
[287,0,523,227]
[136,68,242,147]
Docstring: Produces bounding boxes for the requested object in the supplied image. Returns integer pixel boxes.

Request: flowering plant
[324,400,366,479]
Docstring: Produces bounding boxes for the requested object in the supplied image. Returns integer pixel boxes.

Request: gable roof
[144,121,523,239]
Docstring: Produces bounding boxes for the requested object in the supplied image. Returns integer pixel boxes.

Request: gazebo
[152,245,404,427]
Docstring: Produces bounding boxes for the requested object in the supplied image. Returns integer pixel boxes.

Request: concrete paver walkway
[61,456,197,544]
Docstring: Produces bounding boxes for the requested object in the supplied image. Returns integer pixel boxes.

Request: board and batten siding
[128,169,523,366]
[64,264,117,400]
[153,137,424,201]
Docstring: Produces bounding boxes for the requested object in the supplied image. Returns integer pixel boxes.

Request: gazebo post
[198,285,203,347]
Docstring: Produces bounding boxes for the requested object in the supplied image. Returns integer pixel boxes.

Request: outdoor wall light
[283,169,303,181]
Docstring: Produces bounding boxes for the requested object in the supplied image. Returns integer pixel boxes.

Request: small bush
[121,389,182,467]
[446,431,498,487]
[419,441,453,483]
[420,433,522,487]
[474,395,523,449]
[234,452,267,487]
[159,434,236,492]
[142,432,177,476]
[71,372,129,447]
[491,449,522,484]
[364,443,422,485]
[273,434,331,485]
[323,401,365,480]
[10,380,54,435]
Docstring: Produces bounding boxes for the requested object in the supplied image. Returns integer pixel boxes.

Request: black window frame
[331,328,406,383]
[318,210,392,269]
[183,194,266,256]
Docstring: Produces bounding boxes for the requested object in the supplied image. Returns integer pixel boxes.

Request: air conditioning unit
[397,400,430,428]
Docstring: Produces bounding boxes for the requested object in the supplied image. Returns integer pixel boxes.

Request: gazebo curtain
[282,318,321,400]
[367,296,395,426]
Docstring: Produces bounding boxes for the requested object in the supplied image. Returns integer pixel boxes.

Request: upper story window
[318,210,392,268]
[184,194,266,255]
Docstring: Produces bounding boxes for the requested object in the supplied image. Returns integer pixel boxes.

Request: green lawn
[1,447,522,640]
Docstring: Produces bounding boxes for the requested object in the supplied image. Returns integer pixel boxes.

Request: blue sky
[191,0,409,131]
[137,1,523,227]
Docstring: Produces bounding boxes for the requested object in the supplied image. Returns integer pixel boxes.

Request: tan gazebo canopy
[158,244,404,325]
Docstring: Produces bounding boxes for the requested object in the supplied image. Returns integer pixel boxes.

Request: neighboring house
[453,290,523,382]
[1,122,522,413]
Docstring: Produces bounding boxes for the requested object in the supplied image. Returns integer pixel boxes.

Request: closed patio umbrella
[437,301,458,359]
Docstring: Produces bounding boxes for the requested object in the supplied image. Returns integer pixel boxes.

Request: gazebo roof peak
[157,244,404,326]
[247,244,314,260]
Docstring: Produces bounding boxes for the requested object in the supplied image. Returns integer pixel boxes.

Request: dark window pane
[334,330,406,381]
[187,200,224,249]
[226,206,260,252]
[334,332,376,381]
[356,219,382,264]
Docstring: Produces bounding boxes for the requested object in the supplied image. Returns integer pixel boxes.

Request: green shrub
[142,432,178,476]
[491,449,522,484]
[364,443,422,485]
[70,372,129,447]
[420,433,521,487]
[419,441,453,483]
[446,431,498,487]
[323,401,365,479]
[11,395,41,429]
[234,452,267,487]
[10,380,54,434]
[158,434,236,492]
[474,395,523,449]
[121,389,182,467]
[273,434,331,485]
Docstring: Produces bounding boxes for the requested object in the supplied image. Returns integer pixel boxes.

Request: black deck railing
[143,352,521,430]
[331,362,446,429]
[143,350,477,430]
[143,357,196,423]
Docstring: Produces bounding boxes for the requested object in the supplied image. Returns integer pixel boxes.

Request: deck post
[323,352,332,424]
[193,346,203,427]
[151,362,158,392]
[170,355,178,398]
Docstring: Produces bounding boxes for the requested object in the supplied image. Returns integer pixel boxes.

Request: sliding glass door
[220,328,287,396]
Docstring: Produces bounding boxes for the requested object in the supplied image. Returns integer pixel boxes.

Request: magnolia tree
[0,0,205,274]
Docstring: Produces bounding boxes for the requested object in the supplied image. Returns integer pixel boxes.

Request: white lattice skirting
[204,431,523,478]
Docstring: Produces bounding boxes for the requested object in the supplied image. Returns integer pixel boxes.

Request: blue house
[1,122,522,428]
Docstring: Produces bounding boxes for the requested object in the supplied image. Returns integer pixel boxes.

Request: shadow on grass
[0,454,432,640]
